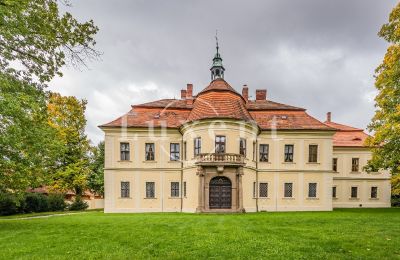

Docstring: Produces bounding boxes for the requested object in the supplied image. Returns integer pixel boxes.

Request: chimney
[186,83,193,105]
[186,84,193,99]
[242,85,249,102]
[255,89,267,101]
[181,89,187,99]
[327,112,331,122]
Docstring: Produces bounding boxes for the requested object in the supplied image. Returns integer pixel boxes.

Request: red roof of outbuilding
[324,120,370,147]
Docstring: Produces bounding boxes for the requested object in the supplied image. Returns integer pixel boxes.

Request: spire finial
[215,29,219,54]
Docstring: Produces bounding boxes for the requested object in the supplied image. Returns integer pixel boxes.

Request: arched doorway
[209,176,232,209]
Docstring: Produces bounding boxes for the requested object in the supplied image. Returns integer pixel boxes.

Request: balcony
[195,153,245,166]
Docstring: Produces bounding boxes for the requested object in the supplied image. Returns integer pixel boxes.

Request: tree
[88,141,104,196]
[366,3,400,174]
[0,0,99,82]
[47,93,91,195]
[0,72,62,192]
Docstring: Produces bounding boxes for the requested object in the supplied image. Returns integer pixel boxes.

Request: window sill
[144,197,157,199]
[168,197,181,199]
[350,171,360,174]
[143,161,157,163]
[118,197,132,199]
[259,161,271,164]
[349,198,359,200]
[168,160,181,163]
[369,198,379,200]
[306,197,319,200]
[282,162,295,164]
[253,197,270,199]
[282,197,295,200]
[306,162,320,165]
[118,160,132,163]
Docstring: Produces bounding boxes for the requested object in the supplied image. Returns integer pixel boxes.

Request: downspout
[255,138,259,212]
[180,132,184,212]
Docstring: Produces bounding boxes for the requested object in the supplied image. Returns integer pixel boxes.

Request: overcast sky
[50,0,397,144]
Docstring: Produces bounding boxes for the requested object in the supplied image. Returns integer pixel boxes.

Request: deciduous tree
[366,3,400,174]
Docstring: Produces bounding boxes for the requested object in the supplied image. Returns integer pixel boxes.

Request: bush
[48,193,66,211]
[392,196,400,207]
[24,193,49,213]
[0,193,18,216]
[69,196,88,211]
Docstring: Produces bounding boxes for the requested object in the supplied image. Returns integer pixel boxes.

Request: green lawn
[0,209,399,259]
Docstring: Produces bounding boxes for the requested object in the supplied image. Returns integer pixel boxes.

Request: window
[183,142,187,160]
[284,144,294,162]
[145,143,155,161]
[308,145,318,163]
[120,142,130,161]
[351,158,359,172]
[252,142,256,161]
[121,181,130,198]
[371,187,378,199]
[183,181,187,197]
[146,182,155,198]
[239,138,246,156]
[332,186,337,198]
[259,183,268,198]
[284,183,293,197]
[170,143,180,161]
[259,144,269,162]
[253,182,257,198]
[171,182,179,197]
[351,186,358,198]
[308,183,317,198]
[194,137,201,156]
[215,136,226,153]
[332,158,338,172]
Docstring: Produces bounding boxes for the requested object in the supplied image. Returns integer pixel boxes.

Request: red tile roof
[324,121,369,147]
[100,79,334,131]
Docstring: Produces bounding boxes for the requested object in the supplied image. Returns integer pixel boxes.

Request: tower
[210,33,225,81]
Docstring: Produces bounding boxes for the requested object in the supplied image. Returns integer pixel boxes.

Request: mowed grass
[0,209,399,259]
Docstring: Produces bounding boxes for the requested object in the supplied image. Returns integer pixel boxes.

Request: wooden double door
[209,176,232,209]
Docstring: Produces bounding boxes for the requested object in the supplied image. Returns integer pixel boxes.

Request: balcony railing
[195,153,245,166]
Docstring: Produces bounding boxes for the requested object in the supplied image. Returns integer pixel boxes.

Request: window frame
[146,182,155,198]
[284,182,293,198]
[215,135,226,154]
[308,183,317,198]
[259,183,268,198]
[120,181,130,198]
[120,142,130,161]
[239,138,246,156]
[145,143,155,161]
[371,186,378,199]
[332,158,338,172]
[284,144,294,162]
[308,145,318,163]
[351,186,358,198]
[259,144,269,162]
[170,143,180,161]
[351,158,359,172]
[170,182,180,197]
[194,137,201,156]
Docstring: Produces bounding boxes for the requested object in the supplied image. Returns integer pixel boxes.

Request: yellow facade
[101,117,390,213]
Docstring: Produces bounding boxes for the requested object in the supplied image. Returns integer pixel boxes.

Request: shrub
[24,193,49,213]
[0,193,18,216]
[69,196,88,211]
[48,193,66,211]
[392,196,400,207]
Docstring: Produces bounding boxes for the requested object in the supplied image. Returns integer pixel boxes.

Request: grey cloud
[51,0,397,143]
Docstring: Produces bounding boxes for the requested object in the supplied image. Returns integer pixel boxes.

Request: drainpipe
[180,133,184,212]
[255,139,259,212]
